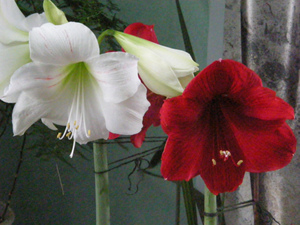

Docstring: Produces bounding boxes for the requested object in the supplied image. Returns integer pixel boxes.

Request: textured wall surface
[241,0,300,224]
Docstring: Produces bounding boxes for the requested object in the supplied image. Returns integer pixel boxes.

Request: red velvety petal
[124,22,159,44]
[130,127,147,148]
[233,86,294,121]
[161,108,247,195]
[161,136,246,195]
[223,106,296,172]
[160,96,204,135]
[130,91,165,148]
[109,132,120,139]
[184,59,262,104]
[160,96,205,180]
[199,140,246,195]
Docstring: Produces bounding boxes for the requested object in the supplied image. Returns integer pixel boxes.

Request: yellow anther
[74,121,77,126]
[237,160,243,166]
[88,130,91,136]
[212,159,217,166]
[75,125,79,130]
[67,123,70,129]
[57,132,62,139]
[225,150,231,156]
[66,132,72,138]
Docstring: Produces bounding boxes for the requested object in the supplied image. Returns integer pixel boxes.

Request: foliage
[16,0,126,50]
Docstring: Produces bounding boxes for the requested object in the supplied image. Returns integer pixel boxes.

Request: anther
[67,123,70,129]
[212,159,217,166]
[88,130,91,136]
[66,132,72,138]
[74,121,77,126]
[57,132,62,139]
[75,125,79,130]
[237,160,243,166]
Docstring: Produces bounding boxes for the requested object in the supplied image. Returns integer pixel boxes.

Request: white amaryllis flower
[0,0,47,97]
[111,31,199,97]
[4,22,150,157]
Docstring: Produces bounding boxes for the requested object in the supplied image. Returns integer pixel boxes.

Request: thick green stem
[181,180,198,225]
[204,186,217,225]
[93,141,110,225]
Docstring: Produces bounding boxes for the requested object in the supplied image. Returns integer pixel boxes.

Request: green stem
[181,180,198,225]
[97,29,115,45]
[204,186,217,225]
[93,141,110,225]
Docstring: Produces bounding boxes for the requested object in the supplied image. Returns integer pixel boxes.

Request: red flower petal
[124,22,159,44]
[233,86,294,120]
[184,59,262,104]
[109,132,120,139]
[160,96,202,135]
[223,107,296,172]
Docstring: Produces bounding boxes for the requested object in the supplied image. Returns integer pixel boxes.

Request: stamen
[220,150,231,161]
[66,132,72,138]
[212,159,217,166]
[69,139,76,158]
[57,132,62,139]
[67,123,70,129]
[75,125,79,130]
[219,150,244,167]
[88,130,91,136]
[237,160,243,166]
[74,121,77,126]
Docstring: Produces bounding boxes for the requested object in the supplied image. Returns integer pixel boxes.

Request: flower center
[209,97,243,167]
[56,62,93,157]
[57,121,91,158]
[211,150,243,167]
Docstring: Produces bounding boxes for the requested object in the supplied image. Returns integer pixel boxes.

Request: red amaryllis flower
[124,23,166,148]
[160,59,296,195]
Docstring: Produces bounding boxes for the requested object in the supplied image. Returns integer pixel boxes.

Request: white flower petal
[3,62,65,102]
[102,84,150,135]
[0,42,30,98]
[21,13,48,31]
[137,55,184,97]
[87,52,140,103]
[0,0,47,44]
[29,22,99,65]
[41,118,58,130]
[12,93,58,135]
[156,45,198,77]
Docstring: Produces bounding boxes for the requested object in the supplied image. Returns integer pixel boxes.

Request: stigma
[212,150,243,167]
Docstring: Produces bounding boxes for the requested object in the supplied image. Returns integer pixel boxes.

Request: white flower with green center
[110,30,199,97]
[4,22,150,157]
[0,0,48,98]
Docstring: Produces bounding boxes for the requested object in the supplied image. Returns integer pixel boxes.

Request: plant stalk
[93,141,110,225]
[204,186,217,225]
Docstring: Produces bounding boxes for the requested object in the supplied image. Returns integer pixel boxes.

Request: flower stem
[204,186,217,225]
[181,180,198,225]
[97,29,115,45]
[93,141,110,225]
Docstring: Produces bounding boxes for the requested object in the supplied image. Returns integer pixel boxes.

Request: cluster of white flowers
[0,0,198,157]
